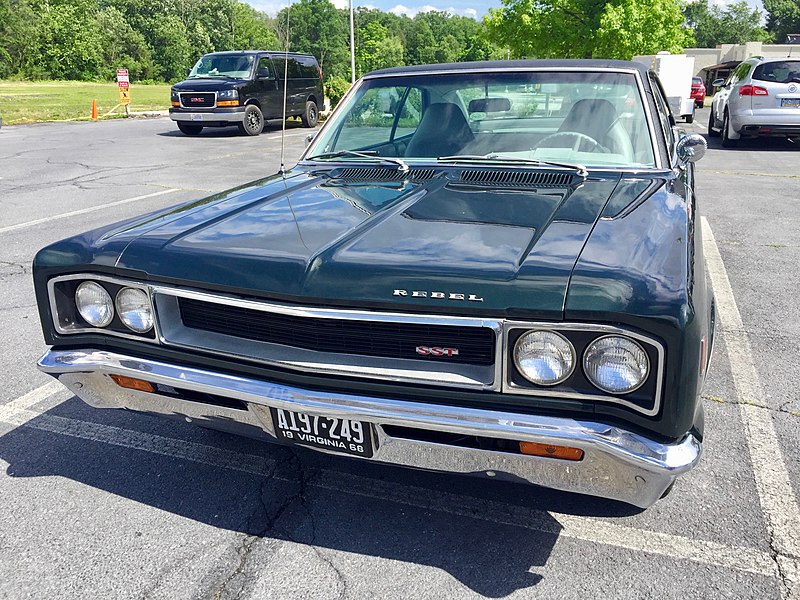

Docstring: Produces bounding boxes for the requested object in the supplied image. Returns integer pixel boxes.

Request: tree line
[1,0,798,88]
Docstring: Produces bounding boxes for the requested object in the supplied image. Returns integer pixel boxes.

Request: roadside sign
[116,68,131,108]
[119,88,131,105]
[118,80,130,89]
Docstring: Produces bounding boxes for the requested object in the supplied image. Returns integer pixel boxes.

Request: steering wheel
[534,131,607,152]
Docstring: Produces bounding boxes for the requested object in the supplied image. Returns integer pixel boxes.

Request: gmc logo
[416,346,459,357]
[189,97,205,103]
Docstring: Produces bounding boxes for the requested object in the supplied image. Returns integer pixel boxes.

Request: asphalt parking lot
[0,110,798,599]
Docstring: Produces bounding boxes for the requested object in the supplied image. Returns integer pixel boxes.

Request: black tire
[301,101,319,128]
[238,104,264,136]
[707,109,719,137]
[721,111,738,148]
[685,113,694,124]
[177,122,203,136]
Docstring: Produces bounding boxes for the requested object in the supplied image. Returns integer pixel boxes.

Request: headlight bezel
[48,274,159,342]
[504,323,664,417]
[217,89,239,100]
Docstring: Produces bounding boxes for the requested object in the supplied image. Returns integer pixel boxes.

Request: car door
[270,55,303,116]
[252,55,280,118]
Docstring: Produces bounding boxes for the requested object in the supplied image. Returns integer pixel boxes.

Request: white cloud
[389,3,478,17]
[330,0,349,8]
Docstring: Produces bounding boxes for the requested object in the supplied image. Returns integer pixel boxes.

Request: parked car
[34,59,713,508]
[708,56,800,146]
[169,50,323,136]
[690,76,706,107]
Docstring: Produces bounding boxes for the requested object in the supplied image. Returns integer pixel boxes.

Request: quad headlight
[514,330,576,386]
[115,287,154,333]
[75,281,114,327]
[217,89,238,100]
[583,335,649,394]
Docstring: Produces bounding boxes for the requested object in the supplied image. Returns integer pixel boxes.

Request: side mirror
[305,133,316,148]
[676,133,707,166]
[258,68,274,80]
[186,68,192,77]
[711,78,725,88]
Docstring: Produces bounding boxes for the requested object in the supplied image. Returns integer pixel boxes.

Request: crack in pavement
[703,394,800,417]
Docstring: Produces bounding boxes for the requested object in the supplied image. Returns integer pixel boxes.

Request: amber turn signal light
[110,375,155,393]
[519,441,584,461]
[171,101,180,107]
[216,100,239,107]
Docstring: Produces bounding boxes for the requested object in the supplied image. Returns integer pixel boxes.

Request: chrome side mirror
[711,78,725,88]
[677,133,707,165]
[305,133,316,147]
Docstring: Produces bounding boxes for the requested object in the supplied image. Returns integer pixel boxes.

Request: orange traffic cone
[91,99,98,120]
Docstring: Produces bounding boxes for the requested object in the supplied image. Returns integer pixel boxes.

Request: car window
[188,54,254,80]
[256,57,272,78]
[733,62,752,83]
[752,61,800,84]
[312,71,656,168]
[649,72,674,154]
[297,56,320,79]
[331,86,423,150]
[273,57,302,79]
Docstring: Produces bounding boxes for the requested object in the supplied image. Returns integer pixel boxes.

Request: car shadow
[157,119,311,138]
[0,397,641,597]
[702,133,800,151]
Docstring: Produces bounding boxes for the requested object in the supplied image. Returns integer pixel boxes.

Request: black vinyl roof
[368,59,650,77]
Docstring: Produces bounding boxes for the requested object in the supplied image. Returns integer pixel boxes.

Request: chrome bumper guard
[37,349,701,508]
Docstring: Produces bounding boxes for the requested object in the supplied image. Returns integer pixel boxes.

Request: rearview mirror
[468,97,511,113]
[676,133,707,166]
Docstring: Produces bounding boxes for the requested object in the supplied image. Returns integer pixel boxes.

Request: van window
[273,57,302,79]
[298,56,319,79]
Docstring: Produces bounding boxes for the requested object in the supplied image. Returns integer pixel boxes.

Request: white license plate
[781,98,800,108]
[270,408,374,458]
[190,114,204,121]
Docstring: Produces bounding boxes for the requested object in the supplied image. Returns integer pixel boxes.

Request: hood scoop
[457,169,575,187]
[330,167,437,182]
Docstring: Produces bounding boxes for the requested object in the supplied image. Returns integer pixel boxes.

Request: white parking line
[702,218,800,570]
[0,388,781,581]
[0,188,180,235]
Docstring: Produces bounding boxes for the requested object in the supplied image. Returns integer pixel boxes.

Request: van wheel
[722,111,738,148]
[239,105,264,136]
[177,122,203,136]
[301,101,319,128]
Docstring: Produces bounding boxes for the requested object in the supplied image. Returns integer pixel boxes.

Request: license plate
[190,114,204,121]
[781,98,800,107]
[270,408,374,458]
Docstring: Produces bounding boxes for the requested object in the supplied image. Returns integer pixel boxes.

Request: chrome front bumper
[37,349,701,508]
[169,108,245,123]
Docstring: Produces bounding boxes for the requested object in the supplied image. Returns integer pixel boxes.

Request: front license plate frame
[190,114,204,121]
[270,408,374,458]
[781,98,800,107]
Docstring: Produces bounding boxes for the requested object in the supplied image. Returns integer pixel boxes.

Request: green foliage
[764,0,800,43]
[324,75,351,107]
[685,0,772,47]
[277,0,349,80]
[484,0,693,59]
[356,21,403,75]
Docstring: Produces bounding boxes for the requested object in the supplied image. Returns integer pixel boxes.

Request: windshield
[189,54,254,79]
[308,71,656,168]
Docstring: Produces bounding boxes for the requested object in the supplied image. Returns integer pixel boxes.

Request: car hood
[89,167,656,317]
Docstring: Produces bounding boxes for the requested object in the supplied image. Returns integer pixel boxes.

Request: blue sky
[245,0,763,22]
[245,0,497,19]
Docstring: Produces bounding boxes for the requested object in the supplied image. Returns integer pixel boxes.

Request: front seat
[405,102,474,157]
[557,98,634,158]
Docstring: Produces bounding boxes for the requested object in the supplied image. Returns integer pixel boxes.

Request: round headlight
[583,335,649,394]
[75,281,114,327]
[115,287,153,333]
[514,330,575,386]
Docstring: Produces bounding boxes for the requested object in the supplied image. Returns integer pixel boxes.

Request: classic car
[33,60,713,508]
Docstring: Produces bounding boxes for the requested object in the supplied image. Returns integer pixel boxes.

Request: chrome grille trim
[152,285,504,391]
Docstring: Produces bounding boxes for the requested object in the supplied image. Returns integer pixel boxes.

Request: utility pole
[349,0,356,84]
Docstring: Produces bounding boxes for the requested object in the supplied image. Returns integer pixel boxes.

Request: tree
[34,0,104,79]
[685,0,772,47]
[277,0,349,80]
[485,0,692,59]
[356,21,403,75]
[95,6,156,80]
[763,0,799,44]
[231,2,279,50]
[0,0,40,78]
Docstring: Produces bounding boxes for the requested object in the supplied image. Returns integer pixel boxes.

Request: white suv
[708,56,800,147]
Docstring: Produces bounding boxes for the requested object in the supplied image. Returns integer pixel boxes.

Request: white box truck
[634,52,696,123]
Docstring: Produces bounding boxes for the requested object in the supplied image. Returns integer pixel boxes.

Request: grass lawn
[0,80,171,125]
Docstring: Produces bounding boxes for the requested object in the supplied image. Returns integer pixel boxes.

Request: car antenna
[279,5,290,177]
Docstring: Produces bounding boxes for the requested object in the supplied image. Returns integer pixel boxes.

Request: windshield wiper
[438,153,588,178]
[306,150,409,173]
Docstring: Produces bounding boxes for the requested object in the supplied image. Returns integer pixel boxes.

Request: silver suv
[708,56,800,147]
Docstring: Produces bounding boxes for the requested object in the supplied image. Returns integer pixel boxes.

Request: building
[686,42,800,89]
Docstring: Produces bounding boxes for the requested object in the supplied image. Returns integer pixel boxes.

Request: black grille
[178,297,495,365]
[332,167,436,182]
[180,93,215,108]
[459,169,573,187]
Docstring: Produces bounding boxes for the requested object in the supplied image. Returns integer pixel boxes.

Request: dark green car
[33,60,713,508]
